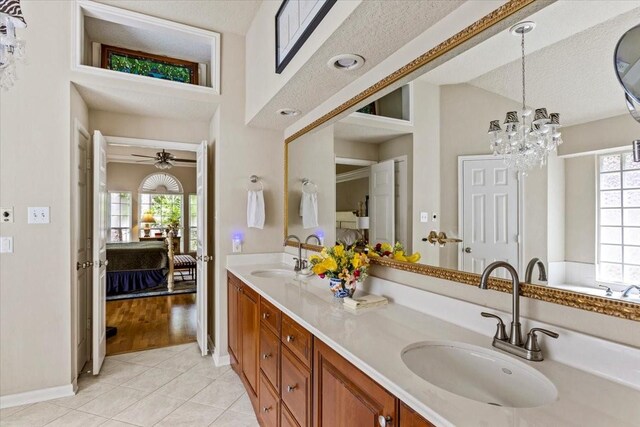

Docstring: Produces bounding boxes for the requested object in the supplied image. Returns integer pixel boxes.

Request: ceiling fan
[131,149,196,169]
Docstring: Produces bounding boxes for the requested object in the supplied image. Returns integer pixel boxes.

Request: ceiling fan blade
[131,154,158,159]
[173,158,197,163]
[135,159,155,163]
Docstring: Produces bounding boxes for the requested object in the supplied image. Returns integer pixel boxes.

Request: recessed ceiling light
[328,54,365,71]
[277,108,301,116]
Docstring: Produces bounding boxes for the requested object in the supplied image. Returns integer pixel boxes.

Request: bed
[105,234,177,296]
[336,211,361,246]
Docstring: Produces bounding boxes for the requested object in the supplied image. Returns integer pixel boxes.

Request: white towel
[247,190,265,229]
[299,192,318,229]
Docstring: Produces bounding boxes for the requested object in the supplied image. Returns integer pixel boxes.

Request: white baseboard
[212,346,230,367]
[0,384,75,409]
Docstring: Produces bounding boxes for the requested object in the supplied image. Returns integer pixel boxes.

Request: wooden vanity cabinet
[399,402,435,427]
[313,338,396,427]
[227,271,437,427]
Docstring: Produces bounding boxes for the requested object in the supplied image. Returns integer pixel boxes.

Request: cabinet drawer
[282,314,312,368]
[281,346,311,427]
[260,298,281,335]
[259,326,280,390]
[259,372,280,427]
[281,403,301,427]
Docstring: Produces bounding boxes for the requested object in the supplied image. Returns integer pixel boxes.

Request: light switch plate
[0,236,13,253]
[28,207,50,224]
[1,207,13,223]
[420,212,429,223]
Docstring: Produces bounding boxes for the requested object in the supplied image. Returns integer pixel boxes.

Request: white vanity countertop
[226,258,640,427]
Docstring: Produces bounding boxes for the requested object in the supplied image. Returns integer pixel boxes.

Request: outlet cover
[28,207,50,224]
[420,212,429,223]
[0,237,13,253]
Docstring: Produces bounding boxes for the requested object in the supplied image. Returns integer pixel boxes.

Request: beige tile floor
[0,343,259,427]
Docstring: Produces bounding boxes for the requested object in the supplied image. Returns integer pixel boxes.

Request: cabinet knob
[287,384,297,392]
[262,353,272,359]
[378,415,392,427]
[286,335,295,342]
[262,312,270,319]
[262,406,272,413]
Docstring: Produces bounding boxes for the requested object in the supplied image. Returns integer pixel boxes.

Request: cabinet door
[281,346,312,427]
[240,285,260,399]
[259,372,280,427]
[227,274,240,369]
[314,338,396,427]
[399,402,435,427]
[260,326,280,390]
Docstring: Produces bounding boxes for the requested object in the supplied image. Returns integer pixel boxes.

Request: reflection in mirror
[286,2,640,304]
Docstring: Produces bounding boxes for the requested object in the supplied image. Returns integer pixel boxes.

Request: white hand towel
[300,192,318,229]
[247,189,265,229]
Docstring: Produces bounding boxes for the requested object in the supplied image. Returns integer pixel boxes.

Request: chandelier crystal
[0,0,27,91]
[488,21,562,175]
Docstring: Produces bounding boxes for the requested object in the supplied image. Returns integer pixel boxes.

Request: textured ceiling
[469,7,640,126]
[248,0,464,130]
[85,16,211,64]
[75,82,217,121]
[92,0,262,35]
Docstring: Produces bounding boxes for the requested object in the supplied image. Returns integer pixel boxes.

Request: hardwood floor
[106,293,197,355]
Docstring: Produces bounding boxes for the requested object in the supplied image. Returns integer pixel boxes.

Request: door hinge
[86,158,92,170]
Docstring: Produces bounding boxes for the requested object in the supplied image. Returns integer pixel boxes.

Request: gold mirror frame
[283,0,640,321]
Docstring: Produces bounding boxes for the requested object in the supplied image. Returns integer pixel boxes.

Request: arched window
[139,173,184,238]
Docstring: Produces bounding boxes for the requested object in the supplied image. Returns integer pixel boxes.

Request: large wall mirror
[286,1,640,319]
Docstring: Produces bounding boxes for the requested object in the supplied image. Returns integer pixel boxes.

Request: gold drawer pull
[286,335,295,342]
[287,384,297,392]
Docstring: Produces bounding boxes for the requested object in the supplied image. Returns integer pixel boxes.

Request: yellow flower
[381,242,393,253]
[406,252,421,263]
[351,255,362,269]
[334,244,345,258]
[393,251,407,262]
[312,263,327,275]
[309,254,322,263]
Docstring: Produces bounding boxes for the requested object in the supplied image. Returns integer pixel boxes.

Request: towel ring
[248,175,264,191]
[302,178,318,194]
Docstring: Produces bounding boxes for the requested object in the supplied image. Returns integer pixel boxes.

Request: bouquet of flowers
[367,242,421,263]
[309,244,370,298]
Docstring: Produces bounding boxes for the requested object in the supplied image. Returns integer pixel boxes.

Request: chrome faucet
[284,234,303,272]
[524,258,547,283]
[305,234,321,246]
[479,261,558,361]
[621,285,640,298]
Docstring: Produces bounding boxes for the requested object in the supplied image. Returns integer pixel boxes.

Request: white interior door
[92,130,108,374]
[459,157,519,276]
[75,123,91,374]
[196,141,208,356]
[369,159,395,245]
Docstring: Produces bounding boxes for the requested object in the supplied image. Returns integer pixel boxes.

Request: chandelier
[0,0,27,91]
[488,21,562,175]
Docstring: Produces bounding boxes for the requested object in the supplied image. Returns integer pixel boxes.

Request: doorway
[79,133,211,377]
[458,156,521,276]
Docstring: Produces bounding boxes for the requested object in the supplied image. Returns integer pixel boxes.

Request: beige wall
[0,1,74,396]
[90,111,209,143]
[336,178,368,213]
[564,155,597,264]
[559,114,639,157]
[213,31,285,361]
[106,163,196,250]
[287,125,335,243]
[334,138,378,161]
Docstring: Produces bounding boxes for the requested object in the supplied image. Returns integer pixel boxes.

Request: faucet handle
[524,328,559,352]
[481,312,508,341]
[598,284,613,296]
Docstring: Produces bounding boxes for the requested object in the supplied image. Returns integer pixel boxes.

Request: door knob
[286,335,295,342]
[286,384,297,392]
[464,247,472,253]
[262,353,272,359]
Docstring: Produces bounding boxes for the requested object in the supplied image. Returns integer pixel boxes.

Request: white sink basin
[401,341,557,408]
[250,269,297,279]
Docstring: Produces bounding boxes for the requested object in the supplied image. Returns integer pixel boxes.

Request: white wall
[245,0,361,123]
[0,1,74,396]
[213,32,284,362]
[559,114,639,156]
